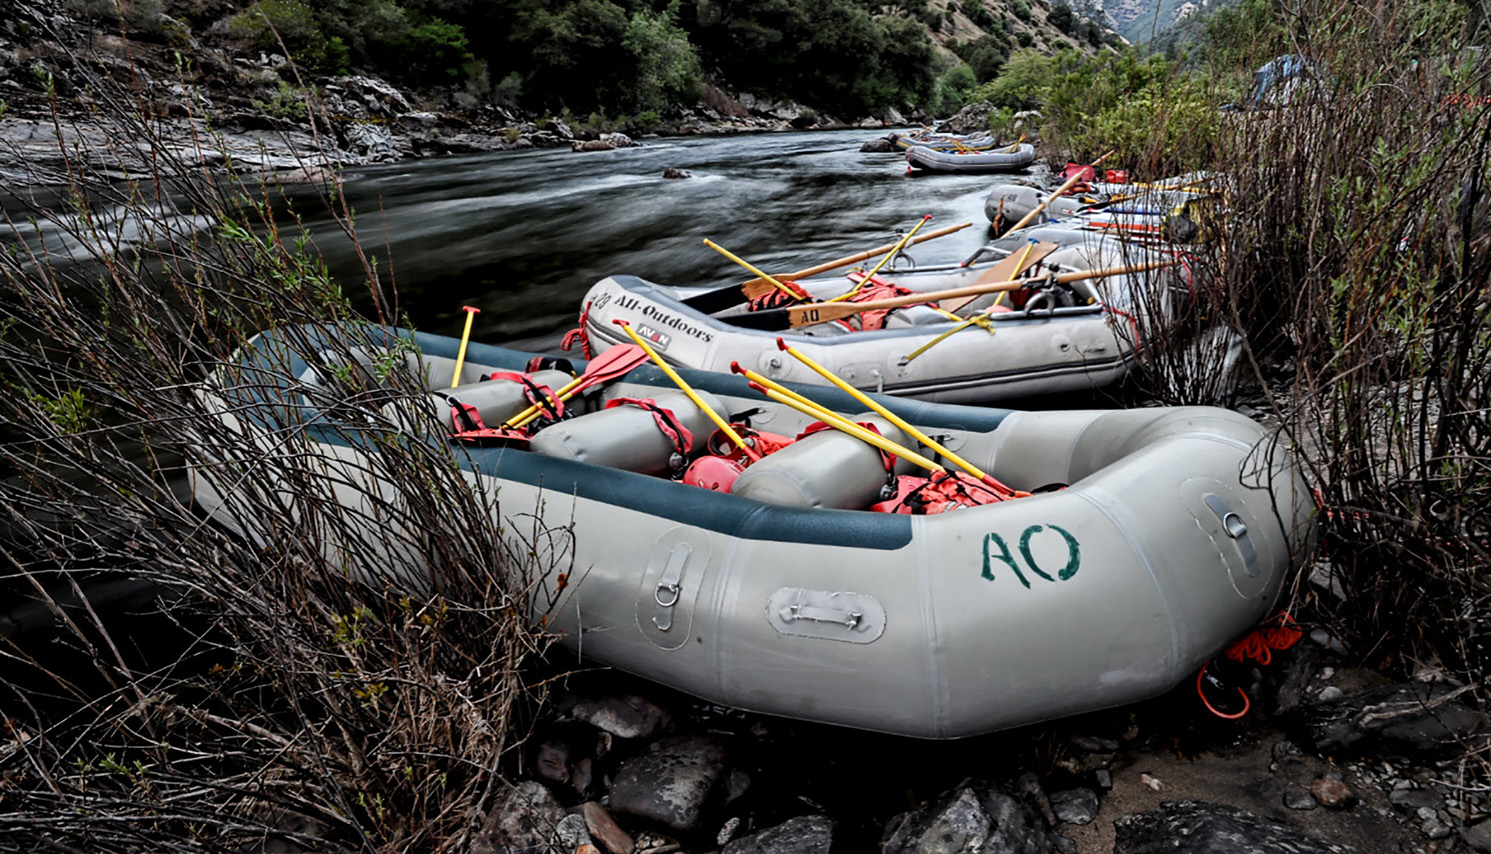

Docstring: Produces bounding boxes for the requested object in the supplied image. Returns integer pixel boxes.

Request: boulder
[860,136,897,153]
[474,780,568,854]
[608,734,729,833]
[335,75,411,117]
[882,783,1054,854]
[599,132,636,148]
[722,815,833,854]
[572,139,614,152]
[560,693,671,741]
[939,100,994,135]
[1113,801,1361,854]
[1288,682,1486,760]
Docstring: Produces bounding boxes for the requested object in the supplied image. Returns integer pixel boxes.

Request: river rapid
[307,128,1039,349]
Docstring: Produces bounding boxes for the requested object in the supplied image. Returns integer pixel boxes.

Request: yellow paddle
[828,214,933,302]
[736,222,973,301]
[779,258,1178,329]
[774,339,1020,495]
[615,320,760,461]
[450,305,480,387]
[704,239,804,302]
[731,363,946,474]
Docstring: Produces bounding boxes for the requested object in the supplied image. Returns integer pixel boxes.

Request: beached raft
[905,142,1037,173]
[189,323,1315,739]
[572,237,1189,404]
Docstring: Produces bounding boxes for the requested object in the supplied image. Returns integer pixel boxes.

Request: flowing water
[308,129,1040,350]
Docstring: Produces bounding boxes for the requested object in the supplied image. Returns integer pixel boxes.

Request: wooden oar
[736,222,973,301]
[827,214,932,302]
[506,344,648,429]
[777,258,1178,329]
[450,305,480,387]
[773,339,1023,495]
[615,320,760,462]
[941,239,1057,314]
[731,363,947,474]
[1000,150,1114,236]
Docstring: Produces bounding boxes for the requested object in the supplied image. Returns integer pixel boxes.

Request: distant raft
[190,323,1317,739]
[906,141,1037,173]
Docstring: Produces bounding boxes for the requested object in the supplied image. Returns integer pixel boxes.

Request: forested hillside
[35,0,1118,124]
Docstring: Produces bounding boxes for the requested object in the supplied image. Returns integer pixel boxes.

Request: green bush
[404,18,473,84]
[1011,0,1033,22]
[971,49,1053,109]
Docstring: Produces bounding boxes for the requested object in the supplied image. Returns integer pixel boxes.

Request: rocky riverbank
[480,625,1488,854]
[0,2,917,184]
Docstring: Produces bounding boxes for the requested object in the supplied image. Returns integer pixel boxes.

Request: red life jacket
[872,471,1019,514]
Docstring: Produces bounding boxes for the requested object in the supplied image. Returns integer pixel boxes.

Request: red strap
[561,300,594,359]
[605,397,695,459]
[486,371,564,422]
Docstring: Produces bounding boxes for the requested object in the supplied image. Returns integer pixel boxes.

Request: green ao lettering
[981,524,1081,587]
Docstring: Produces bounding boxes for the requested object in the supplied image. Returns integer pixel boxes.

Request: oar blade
[581,343,648,384]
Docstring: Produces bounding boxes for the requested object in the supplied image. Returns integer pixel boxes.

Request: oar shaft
[502,375,583,429]
[738,367,945,474]
[738,222,972,292]
[617,321,759,460]
[451,306,480,387]
[777,342,992,483]
[705,239,801,300]
[829,215,933,302]
[786,258,1177,328]
[1004,150,1114,235]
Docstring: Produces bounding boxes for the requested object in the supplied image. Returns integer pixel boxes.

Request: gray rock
[722,815,832,854]
[572,139,614,152]
[341,122,399,163]
[599,132,636,148]
[1318,686,1345,701]
[1113,801,1362,853]
[882,783,1054,854]
[556,813,592,850]
[939,100,995,135]
[861,136,897,152]
[1048,789,1098,826]
[475,780,567,854]
[1390,786,1447,812]
[336,74,411,116]
[544,118,574,139]
[1289,682,1487,760]
[608,734,728,832]
[1070,735,1120,753]
[1464,819,1491,851]
[1094,769,1112,790]
[662,167,691,179]
[562,694,671,741]
[1283,790,1318,810]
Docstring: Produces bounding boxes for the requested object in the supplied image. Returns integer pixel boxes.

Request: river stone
[556,813,592,850]
[1048,788,1099,825]
[474,780,567,854]
[600,132,636,148]
[561,694,671,741]
[1390,785,1446,812]
[1289,682,1487,759]
[1283,789,1318,810]
[572,138,614,152]
[1310,776,1357,809]
[1113,801,1362,854]
[861,136,897,152]
[722,814,832,854]
[882,784,1053,854]
[580,801,634,854]
[608,734,728,832]
[1464,819,1491,851]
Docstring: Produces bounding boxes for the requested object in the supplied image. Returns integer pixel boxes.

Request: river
[308,128,1038,349]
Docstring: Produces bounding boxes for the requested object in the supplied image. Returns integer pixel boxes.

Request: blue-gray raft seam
[1074,484,1180,683]
[913,515,946,736]
[709,535,745,704]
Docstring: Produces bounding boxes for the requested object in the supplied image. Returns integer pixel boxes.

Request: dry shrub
[0,18,557,854]
[1131,1,1491,683]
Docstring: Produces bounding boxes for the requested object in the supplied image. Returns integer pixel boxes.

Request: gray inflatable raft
[576,237,1186,404]
[189,325,1316,739]
[906,142,1037,173]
